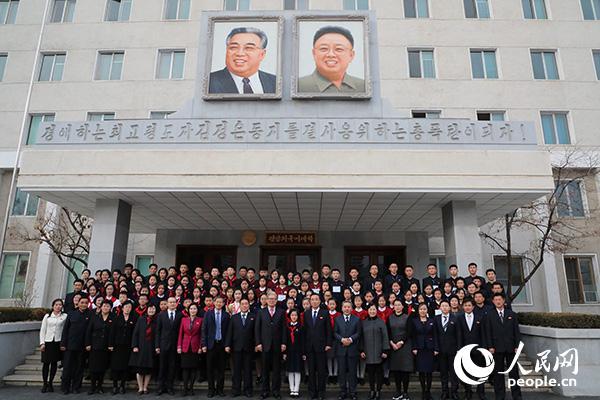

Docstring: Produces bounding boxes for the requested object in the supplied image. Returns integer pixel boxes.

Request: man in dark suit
[64,279,84,314]
[485,293,522,400]
[209,27,276,94]
[60,296,91,394]
[457,298,487,400]
[422,263,442,291]
[334,300,361,400]
[202,296,230,397]
[155,297,182,395]
[255,291,287,399]
[434,300,460,400]
[225,298,256,397]
[303,293,333,400]
[464,262,486,287]
[401,265,420,293]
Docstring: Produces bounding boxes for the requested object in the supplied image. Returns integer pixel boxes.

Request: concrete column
[405,231,430,276]
[442,201,482,277]
[88,199,131,270]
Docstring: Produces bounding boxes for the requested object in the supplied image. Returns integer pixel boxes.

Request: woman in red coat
[177,303,203,396]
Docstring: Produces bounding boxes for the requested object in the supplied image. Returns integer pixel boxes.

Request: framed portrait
[203,16,283,100]
[293,15,371,99]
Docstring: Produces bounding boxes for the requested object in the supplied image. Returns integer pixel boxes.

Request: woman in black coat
[109,300,136,394]
[284,309,304,398]
[85,300,113,394]
[129,304,158,395]
[411,303,439,400]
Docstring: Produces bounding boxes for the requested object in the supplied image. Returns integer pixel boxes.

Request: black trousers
[337,355,358,395]
[493,352,522,400]
[61,350,85,392]
[307,351,328,397]
[366,363,383,392]
[392,371,410,394]
[158,348,177,391]
[207,341,226,393]
[439,351,459,395]
[261,349,282,395]
[232,350,253,395]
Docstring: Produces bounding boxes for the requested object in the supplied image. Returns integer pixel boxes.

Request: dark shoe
[157,389,165,395]
[73,389,81,394]
[41,384,48,393]
[369,391,375,400]
[62,389,70,395]
[375,391,381,400]
[338,393,348,400]
[182,389,188,397]
[97,387,104,394]
[351,395,358,400]
[260,393,268,399]
[168,389,176,395]
[120,385,126,394]
[48,384,54,393]
[207,392,215,398]
[273,393,281,400]
[88,389,96,395]
[113,387,120,395]
[218,391,226,397]
[384,377,390,386]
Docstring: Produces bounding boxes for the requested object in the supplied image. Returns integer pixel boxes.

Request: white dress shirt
[465,312,474,331]
[229,71,264,94]
[40,312,67,344]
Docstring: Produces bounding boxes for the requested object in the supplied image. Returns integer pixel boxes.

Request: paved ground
[0,387,598,400]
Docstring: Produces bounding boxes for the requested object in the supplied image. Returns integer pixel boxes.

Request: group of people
[39,261,522,400]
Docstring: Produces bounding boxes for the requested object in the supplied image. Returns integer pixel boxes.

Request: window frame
[149,111,175,119]
[404,0,429,18]
[581,0,600,20]
[86,112,115,121]
[104,0,131,22]
[342,0,369,11]
[283,0,308,10]
[491,254,533,305]
[164,0,191,20]
[530,49,560,80]
[0,0,19,24]
[464,0,491,19]
[94,50,124,81]
[593,49,600,80]
[555,178,589,218]
[476,110,506,121]
[26,113,55,145]
[155,49,186,80]
[11,188,39,217]
[522,0,548,19]
[38,52,66,82]
[563,254,600,305]
[469,48,499,79]
[50,0,76,23]
[408,48,436,79]
[411,110,441,119]
[0,53,7,81]
[0,251,31,300]
[540,111,571,145]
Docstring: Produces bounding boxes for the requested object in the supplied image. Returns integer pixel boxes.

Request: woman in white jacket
[39,298,67,393]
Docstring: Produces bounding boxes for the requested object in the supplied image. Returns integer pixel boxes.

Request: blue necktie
[215,311,221,340]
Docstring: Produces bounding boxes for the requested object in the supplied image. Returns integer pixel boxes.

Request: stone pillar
[442,201,482,277]
[405,231,430,276]
[88,199,132,270]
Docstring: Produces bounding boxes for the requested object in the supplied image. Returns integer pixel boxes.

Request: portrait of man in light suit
[209,27,277,94]
[298,25,365,94]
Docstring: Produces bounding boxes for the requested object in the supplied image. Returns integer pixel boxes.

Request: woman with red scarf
[284,309,304,398]
[130,304,158,395]
[327,298,341,384]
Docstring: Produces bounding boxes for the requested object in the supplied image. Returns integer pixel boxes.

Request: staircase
[3,346,551,393]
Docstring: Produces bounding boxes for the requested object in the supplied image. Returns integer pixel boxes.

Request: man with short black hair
[60,296,91,394]
[304,293,333,400]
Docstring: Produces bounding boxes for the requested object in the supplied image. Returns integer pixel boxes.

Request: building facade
[0,0,599,314]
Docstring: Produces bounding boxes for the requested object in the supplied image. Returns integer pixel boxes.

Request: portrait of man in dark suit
[209,26,277,95]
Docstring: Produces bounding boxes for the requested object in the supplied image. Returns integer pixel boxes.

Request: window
[531,50,559,79]
[95,51,123,80]
[50,0,75,23]
[224,0,249,11]
[493,256,530,304]
[11,188,38,216]
[284,0,308,10]
[541,112,570,144]
[156,50,185,79]
[65,255,87,295]
[412,110,440,118]
[593,50,600,80]
[164,0,190,19]
[0,53,6,81]
[464,0,490,18]
[477,111,505,121]
[564,256,598,303]
[556,180,586,217]
[150,111,174,119]
[0,0,19,24]
[470,50,498,79]
[581,0,600,20]
[38,53,66,81]
[522,0,547,19]
[105,0,131,21]
[343,0,368,10]
[135,255,154,276]
[87,112,115,121]
[408,49,435,78]
[27,113,55,144]
[0,253,29,299]
[404,0,428,18]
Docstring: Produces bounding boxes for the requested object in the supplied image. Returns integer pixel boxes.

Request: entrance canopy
[27,190,544,235]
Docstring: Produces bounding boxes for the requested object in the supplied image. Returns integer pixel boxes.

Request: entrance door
[260,247,321,274]
[175,245,237,270]
[345,246,406,279]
